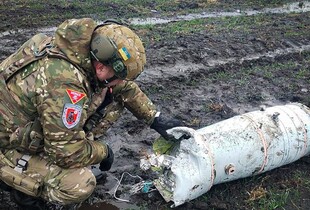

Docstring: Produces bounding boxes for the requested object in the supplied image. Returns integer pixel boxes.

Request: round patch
[62,103,82,129]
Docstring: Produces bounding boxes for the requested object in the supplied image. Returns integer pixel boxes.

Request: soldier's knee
[64,168,96,203]
[69,168,96,202]
[45,167,96,205]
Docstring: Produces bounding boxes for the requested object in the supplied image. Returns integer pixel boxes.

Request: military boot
[11,189,46,210]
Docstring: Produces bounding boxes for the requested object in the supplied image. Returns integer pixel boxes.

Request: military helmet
[90,23,146,80]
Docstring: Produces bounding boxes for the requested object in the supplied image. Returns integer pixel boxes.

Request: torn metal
[141,103,310,207]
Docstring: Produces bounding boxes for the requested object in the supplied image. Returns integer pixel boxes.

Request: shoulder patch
[66,89,86,104]
[62,103,82,129]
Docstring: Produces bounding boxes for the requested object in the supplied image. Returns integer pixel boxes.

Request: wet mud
[0,1,310,210]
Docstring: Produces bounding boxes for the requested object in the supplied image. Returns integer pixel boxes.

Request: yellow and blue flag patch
[118,47,131,61]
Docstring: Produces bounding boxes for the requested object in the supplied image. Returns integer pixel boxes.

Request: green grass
[134,19,207,44]
[296,67,309,79]
[256,189,290,210]
[1,0,306,33]
[213,12,310,37]
[134,10,309,47]
[196,165,310,210]
[0,0,212,21]
[292,170,310,190]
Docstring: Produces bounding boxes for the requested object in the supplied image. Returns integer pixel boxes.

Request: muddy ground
[0,1,310,210]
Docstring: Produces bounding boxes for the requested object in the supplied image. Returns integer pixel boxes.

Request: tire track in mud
[1,2,309,39]
[130,1,310,25]
[138,41,310,83]
[1,2,309,78]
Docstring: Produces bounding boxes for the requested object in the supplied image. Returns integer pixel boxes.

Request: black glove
[150,113,183,141]
[99,145,114,171]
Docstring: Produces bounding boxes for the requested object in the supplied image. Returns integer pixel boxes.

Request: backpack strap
[0,34,57,124]
[2,34,53,82]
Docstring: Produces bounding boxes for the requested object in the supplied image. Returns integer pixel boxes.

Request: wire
[113,172,143,202]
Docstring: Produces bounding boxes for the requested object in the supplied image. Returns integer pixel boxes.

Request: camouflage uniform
[0,18,156,205]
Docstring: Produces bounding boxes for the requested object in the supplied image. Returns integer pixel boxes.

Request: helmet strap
[100,75,118,87]
[90,50,100,61]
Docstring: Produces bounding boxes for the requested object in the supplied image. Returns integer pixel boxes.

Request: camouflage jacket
[0,18,156,168]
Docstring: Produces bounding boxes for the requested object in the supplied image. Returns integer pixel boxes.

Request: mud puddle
[1,2,309,39]
[129,1,310,25]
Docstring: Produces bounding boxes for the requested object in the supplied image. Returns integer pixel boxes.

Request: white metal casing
[153,103,310,207]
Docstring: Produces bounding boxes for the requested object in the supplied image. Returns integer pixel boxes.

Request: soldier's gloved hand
[150,112,183,141]
[99,145,114,171]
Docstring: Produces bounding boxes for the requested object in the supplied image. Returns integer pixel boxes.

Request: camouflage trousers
[2,149,96,205]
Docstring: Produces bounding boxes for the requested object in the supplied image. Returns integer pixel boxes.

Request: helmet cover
[91,24,146,80]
